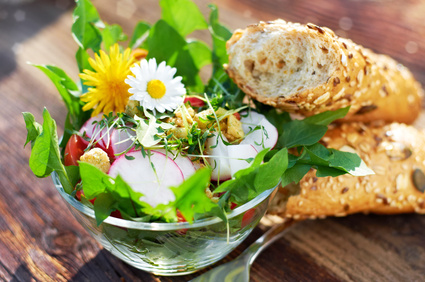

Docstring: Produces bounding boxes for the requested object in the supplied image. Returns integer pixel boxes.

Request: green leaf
[65,165,81,188]
[278,120,328,148]
[255,148,288,189]
[22,112,42,147]
[169,168,215,223]
[29,108,73,193]
[31,64,86,131]
[93,193,116,225]
[102,24,127,50]
[304,106,350,126]
[111,175,146,218]
[72,0,104,52]
[160,0,208,37]
[76,47,92,74]
[209,5,231,73]
[129,21,151,49]
[328,149,375,176]
[187,40,212,70]
[79,161,110,199]
[315,165,347,177]
[215,148,278,204]
[281,164,312,187]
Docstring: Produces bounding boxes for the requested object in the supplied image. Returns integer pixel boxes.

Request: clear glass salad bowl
[52,173,277,276]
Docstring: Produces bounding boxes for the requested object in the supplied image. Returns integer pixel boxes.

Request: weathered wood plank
[1,0,425,281]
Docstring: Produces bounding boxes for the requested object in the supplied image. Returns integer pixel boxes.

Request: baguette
[226,20,423,124]
[268,122,425,219]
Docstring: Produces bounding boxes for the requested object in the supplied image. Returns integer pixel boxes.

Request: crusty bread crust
[268,122,425,219]
[226,20,423,124]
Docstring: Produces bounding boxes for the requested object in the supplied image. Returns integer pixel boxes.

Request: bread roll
[226,20,423,124]
[268,122,425,219]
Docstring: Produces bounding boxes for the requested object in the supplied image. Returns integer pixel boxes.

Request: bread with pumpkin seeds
[225,20,423,124]
[268,122,425,219]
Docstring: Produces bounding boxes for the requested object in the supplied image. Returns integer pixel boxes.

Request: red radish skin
[108,150,184,207]
[110,127,136,156]
[79,115,115,159]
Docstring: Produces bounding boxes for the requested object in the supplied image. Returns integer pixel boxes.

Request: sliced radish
[155,149,196,180]
[205,134,231,181]
[110,127,136,156]
[240,111,278,151]
[108,150,184,207]
[79,115,113,157]
[228,144,258,177]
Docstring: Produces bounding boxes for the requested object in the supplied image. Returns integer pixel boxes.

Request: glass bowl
[52,172,277,276]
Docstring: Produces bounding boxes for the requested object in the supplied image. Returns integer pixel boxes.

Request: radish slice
[108,150,184,207]
[79,115,110,149]
[155,149,196,180]
[110,128,136,156]
[228,144,258,177]
[206,134,231,181]
[240,111,278,151]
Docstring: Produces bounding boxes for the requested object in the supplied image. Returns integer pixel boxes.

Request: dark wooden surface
[1,0,425,281]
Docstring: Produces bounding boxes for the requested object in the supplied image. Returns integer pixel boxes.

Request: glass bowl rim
[52,172,276,231]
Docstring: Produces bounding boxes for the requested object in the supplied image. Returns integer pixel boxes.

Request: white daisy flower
[125,58,186,113]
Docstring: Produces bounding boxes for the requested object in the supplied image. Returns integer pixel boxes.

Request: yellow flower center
[147,79,166,99]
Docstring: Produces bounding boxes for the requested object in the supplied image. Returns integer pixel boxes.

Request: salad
[23,0,373,227]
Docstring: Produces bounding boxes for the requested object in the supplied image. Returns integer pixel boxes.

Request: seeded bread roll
[226,20,423,124]
[268,122,425,219]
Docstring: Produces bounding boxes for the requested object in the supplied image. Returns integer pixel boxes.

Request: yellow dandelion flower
[79,44,135,116]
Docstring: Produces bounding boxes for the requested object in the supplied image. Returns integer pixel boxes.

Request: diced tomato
[230,202,238,210]
[64,134,89,166]
[233,112,241,120]
[110,210,123,219]
[176,210,188,235]
[176,210,187,222]
[184,96,205,107]
[241,208,256,228]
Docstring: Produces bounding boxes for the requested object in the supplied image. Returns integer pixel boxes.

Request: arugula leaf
[328,149,375,176]
[208,4,232,70]
[146,20,202,91]
[169,168,216,223]
[304,106,350,126]
[102,24,127,50]
[160,0,208,37]
[31,64,83,128]
[79,161,110,199]
[187,40,212,70]
[93,193,116,225]
[277,120,328,149]
[65,165,81,188]
[27,108,73,193]
[255,148,288,189]
[22,112,42,147]
[129,21,151,49]
[300,143,374,177]
[281,164,312,187]
[72,0,104,52]
[215,148,283,204]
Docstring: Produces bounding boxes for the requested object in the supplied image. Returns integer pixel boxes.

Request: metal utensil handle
[242,219,296,266]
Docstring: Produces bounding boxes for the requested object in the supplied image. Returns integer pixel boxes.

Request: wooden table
[1,0,425,281]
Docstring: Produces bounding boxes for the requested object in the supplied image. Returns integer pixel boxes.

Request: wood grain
[1,0,425,281]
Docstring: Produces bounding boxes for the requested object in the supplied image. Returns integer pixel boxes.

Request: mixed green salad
[23,0,373,227]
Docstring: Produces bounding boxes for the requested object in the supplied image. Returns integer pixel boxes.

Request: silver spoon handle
[242,219,296,266]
